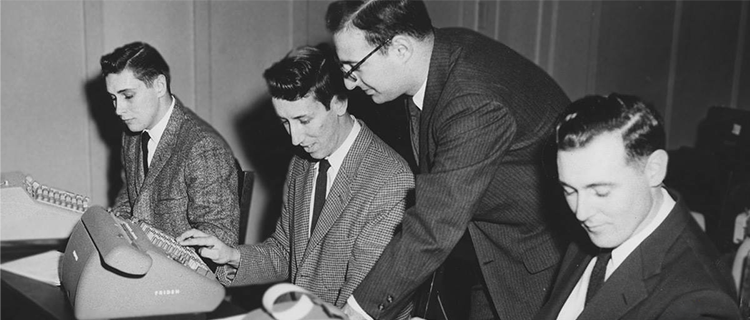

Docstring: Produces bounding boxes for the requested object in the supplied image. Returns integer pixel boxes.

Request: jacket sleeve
[353,94,516,319]
[659,290,741,319]
[221,161,295,287]
[340,168,414,306]
[111,134,132,219]
[184,137,240,246]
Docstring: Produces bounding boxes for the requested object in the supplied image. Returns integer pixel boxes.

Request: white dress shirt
[308,117,361,237]
[142,95,175,166]
[556,187,676,320]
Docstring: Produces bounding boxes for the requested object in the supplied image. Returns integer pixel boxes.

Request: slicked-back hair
[100,42,171,94]
[325,0,433,48]
[263,44,347,110]
[556,93,665,166]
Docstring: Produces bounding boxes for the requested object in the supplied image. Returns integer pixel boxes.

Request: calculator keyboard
[138,221,212,277]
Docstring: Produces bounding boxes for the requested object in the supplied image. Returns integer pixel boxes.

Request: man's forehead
[272,97,321,117]
[557,136,631,183]
[106,69,141,88]
[333,29,371,61]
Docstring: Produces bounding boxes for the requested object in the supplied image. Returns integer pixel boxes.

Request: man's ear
[331,95,348,116]
[154,74,168,98]
[390,35,413,62]
[645,149,669,187]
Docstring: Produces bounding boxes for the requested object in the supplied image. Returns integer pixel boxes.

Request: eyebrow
[559,181,615,189]
[279,114,310,121]
[116,88,135,95]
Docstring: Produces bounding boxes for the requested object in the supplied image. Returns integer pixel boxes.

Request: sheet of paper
[212,314,252,320]
[0,250,62,286]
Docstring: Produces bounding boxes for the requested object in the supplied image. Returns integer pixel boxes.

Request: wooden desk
[1,242,247,320]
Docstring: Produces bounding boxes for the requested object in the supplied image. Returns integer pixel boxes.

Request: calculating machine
[61,206,225,319]
[0,171,89,242]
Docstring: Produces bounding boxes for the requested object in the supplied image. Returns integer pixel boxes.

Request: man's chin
[370,94,393,105]
[125,124,144,133]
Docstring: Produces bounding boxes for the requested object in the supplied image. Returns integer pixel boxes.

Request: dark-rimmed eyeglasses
[341,40,390,82]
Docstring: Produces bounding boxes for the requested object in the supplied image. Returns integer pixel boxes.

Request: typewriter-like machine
[1,172,225,319]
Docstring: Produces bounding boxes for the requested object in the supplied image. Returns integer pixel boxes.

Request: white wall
[2,0,749,243]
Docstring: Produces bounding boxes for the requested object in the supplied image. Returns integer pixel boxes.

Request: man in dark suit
[178,45,414,317]
[325,1,570,319]
[534,93,740,320]
[102,42,240,246]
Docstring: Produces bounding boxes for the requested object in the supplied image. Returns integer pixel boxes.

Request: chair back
[238,170,255,245]
[733,237,750,318]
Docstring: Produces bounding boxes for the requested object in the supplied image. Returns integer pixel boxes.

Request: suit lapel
[293,159,314,270]
[141,101,184,190]
[122,134,142,200]
[536,244,593,320]
[419,29,460,169]
[577,248,648,320]
[579,191,689,320]
[302,121,371,261]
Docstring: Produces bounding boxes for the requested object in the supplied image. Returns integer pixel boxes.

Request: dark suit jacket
[112,97,240,245]
[223,122,413,317]
[534,191,740,320]
[353,27,570,320]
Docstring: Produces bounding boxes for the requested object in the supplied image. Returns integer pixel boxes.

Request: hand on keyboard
[177,229,241,268]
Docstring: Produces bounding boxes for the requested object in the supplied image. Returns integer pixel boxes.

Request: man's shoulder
[170,102,232,151]
[357,124,412,174]
[648,210,735,297]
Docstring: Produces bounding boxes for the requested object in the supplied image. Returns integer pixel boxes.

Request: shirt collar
[608,187,675,276]
[143,95,176,146]
[411,79,427,110]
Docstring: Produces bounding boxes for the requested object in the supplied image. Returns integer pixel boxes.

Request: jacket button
[378,304,384,310]
[387,296,393,303]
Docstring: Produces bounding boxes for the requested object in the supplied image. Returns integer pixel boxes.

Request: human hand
[177,229,240,266]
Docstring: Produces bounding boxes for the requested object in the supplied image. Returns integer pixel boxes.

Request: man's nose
[114,100,126,116]
[289,126,304,146]
[574,196,594,222]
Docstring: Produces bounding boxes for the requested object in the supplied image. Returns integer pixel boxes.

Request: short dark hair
[263,44,347,110]
[556,93,665,165]
[100,42,171,94]
[325,0,433,48]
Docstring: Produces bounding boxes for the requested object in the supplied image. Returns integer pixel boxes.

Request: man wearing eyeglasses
[326,1,571,320]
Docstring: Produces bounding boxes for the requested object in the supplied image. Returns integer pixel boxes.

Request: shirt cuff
[347,295,374,320]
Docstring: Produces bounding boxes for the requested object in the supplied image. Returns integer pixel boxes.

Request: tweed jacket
[534,191,740,320]
[111,96,240,245]
[225,121,414,312]
[353,27,571,320]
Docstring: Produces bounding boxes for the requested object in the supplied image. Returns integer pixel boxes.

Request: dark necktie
[406,97,421,161]
[311,159,330,232]
[586,249,612,304]
[141,131,150,176]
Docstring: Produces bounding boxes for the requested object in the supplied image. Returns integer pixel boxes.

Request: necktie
[586,249,612,304]
[406,97,421,161]
[311,159,330,232]
[141,131,150,176]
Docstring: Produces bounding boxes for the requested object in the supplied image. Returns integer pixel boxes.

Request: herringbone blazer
[534,191,740,320]
[353,27,571,320]
[226,121,413,312]
[111,97,240,245]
